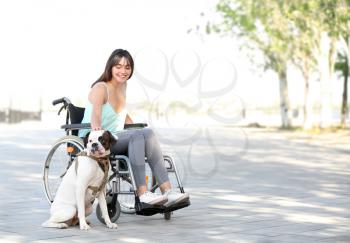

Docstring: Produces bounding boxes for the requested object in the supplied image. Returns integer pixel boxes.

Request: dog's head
[83,130,117,157]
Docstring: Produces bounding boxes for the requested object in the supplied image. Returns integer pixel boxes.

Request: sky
[0,0,326,118]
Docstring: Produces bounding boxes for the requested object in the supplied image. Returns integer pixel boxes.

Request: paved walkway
[0,122,349,242]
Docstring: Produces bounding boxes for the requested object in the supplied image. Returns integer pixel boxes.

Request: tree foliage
[211,0,350,128]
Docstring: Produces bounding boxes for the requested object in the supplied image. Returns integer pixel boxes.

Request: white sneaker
[163,189,189,207]
[139,191,168,205]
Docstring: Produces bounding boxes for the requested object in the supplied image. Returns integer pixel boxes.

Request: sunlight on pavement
[0,235,23,243]
[215,194,261,203]
[286,213,346,225]
[120,237,148,243]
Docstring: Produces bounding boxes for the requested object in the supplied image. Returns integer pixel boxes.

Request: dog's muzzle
[91,143,99,153]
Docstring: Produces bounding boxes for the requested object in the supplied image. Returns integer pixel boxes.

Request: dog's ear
[83,131,90,148]
[107,130,117,146]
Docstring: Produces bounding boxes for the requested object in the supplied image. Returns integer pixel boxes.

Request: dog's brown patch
[99,131,117,150]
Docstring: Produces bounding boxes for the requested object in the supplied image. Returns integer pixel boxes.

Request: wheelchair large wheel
[43,135,84,204]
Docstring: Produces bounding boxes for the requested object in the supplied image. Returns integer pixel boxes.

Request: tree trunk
[318,32,334,128]
[340,37,350,127]
[341,72,348,127]
[278,68,291,128]
[302,70,313,129]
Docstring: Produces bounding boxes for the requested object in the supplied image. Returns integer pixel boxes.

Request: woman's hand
[92,126,102,131]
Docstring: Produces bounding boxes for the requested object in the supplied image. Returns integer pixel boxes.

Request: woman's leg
[141,128,170,192]
[110,129,146,195]
[110,129,170,195]
[141,128,190,205]
[111,128,188,205]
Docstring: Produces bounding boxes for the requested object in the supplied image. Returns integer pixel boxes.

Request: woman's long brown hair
[91,49,134,88]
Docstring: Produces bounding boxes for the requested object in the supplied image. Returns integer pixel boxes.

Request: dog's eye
[98,137,106,146]
[89,139,92,143]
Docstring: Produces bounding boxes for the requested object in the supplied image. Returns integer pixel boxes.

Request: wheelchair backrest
[68,104,85,124]
[68,104,85,136]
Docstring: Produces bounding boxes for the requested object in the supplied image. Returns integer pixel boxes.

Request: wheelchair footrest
[163,198,191,213]
[135,203,164,216]
[135,198,191,216]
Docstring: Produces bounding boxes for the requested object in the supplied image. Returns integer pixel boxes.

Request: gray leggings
[111,128,169,188]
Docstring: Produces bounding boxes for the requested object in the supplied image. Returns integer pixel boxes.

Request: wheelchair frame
[42,97,189,223]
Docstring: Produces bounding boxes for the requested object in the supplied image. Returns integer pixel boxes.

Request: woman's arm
[88,83,107,131]
[125,113,133,124]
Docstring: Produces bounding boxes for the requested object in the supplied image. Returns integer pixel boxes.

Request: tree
[284,2,318,129]
[317,0,342,128]
[337,0,350,126]
[212,0,350,129]
[284,0,350,128]
[212,0,293,128]
[336,51,349,127]
[312,0,350,127]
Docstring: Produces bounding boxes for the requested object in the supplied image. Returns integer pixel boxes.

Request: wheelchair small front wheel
[164,212,172,220]
[96,199,121,224]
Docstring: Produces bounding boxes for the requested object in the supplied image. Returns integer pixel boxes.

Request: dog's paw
[79,222,91,230]
[58,223,69,229]
[106,222,118,229]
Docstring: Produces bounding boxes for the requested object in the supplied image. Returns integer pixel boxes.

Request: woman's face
[111,57,132,83]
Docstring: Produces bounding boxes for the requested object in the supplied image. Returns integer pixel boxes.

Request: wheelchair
[42,97,190,223]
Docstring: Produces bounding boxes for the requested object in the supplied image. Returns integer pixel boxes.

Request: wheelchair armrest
[61,123,91,130]
[123,123,148,129]
[61,122,146,131]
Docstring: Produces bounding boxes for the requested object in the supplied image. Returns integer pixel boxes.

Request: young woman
[79,49,189,206]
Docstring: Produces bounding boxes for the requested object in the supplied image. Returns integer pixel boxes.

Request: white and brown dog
[42,130,118,230]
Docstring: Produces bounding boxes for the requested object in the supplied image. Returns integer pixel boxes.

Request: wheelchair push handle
[52,97,72,106]
[52,97,72,116]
